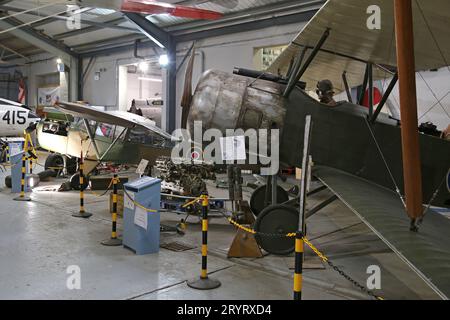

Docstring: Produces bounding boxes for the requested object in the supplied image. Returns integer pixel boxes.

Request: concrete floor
[0,154,443,300]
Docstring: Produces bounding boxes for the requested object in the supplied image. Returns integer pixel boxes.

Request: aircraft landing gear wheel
[5,175,12,188]
[45,154,64,175]
[70,173,89,191]
[254,204,298,255]
[250,185,289,216]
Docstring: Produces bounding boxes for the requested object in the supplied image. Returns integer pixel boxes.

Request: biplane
[181,0,450,299]
[36,101,173,186]
[0,98,40,138]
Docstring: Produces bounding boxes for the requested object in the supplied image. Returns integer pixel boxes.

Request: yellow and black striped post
[102,173,123,246]
[72,149,92,218]
[13,150,31,202]
[293,231,304,300]
[187,192,221,290]
[5,145,10,163]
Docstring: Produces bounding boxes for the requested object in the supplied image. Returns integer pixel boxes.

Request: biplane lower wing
[314,165,450,300]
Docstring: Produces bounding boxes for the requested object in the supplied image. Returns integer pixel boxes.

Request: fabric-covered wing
[314,165,450,300]
[268,0,450,91]
[56,101,173,140]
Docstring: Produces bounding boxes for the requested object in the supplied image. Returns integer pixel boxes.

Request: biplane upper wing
[268,0,450,91]
[56,101,173,140]
[314,165,450,300]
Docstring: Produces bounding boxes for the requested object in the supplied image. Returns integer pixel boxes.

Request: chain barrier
[88,177,116,197]
[123,188,158,213]
[222,213,384,300]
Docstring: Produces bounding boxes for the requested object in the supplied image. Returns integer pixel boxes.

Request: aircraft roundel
[362,87,383,108]
[191,147,203,161]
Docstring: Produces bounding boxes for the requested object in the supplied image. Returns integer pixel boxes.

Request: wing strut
[83,119,101,159]
[394,0,423,225]
[284,28,330,98]
[370,73,399,123]
[99,127,128,162]
[341,71,353,103]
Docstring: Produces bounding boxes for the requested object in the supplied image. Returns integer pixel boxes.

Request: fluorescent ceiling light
[159,54,169,66]
[138,61,149,72]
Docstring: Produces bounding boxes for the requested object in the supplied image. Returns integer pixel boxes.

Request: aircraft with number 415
[0,98,41,138]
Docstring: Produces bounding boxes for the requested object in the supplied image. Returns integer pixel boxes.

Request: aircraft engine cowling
[187,69,287,136]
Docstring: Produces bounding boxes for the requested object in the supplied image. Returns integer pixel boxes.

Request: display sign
[37,86,60,107]
[152,100,164,106]
[136,159,149,175]
[134,206,148,230]
[220,136,246,161]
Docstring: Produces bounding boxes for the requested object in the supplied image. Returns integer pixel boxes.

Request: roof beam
[80,8,318,57]
[52,17,126,40]
[0,42,30,61]
[0,14,77,62]
[0,5,137,32]
[175,9,318,43]
[123,12,171,49]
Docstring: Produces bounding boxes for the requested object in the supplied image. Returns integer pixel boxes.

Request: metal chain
[221,211,384,300]
[326,260,383,300]
[88,177,116,197]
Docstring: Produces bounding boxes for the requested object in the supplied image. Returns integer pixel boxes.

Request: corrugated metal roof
[0,0,311,60]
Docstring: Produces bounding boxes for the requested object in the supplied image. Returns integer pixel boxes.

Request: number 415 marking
[2,110,27,125]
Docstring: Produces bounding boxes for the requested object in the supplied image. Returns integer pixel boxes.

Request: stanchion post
[293,231,304,300]
[72,147,92,218]
[5,145,10,163]
[14,134,31,201]
[101,173,123,246]
[187,192,221,290]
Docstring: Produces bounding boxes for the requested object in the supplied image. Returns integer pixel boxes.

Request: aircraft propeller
[180,45,196,129]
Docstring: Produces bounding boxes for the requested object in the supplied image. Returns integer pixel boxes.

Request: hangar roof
[0,0,324,62]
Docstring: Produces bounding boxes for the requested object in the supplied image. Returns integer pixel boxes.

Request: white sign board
[134,206,148,230]
[219,136,246,161]
[124,191,135,210]
[37,86,61,107]
[9,142,22,157]
[136,159,149,175]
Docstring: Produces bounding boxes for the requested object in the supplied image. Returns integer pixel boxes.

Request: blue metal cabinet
[123,177,161,255]
[9,141,30,193]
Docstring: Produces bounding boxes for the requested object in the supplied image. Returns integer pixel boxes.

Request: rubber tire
[254,204,298,255]
[45,154,64,173]
[70,173,89,191]
[38,169,58,181]
[250,185,289,216]
[5,175,11,188]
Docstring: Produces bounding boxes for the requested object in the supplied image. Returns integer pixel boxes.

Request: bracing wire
[414,0,450,73]
[364,118,406,208]
[418,172,448,225]
[417,72,450,120]
[419,90,450,121]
